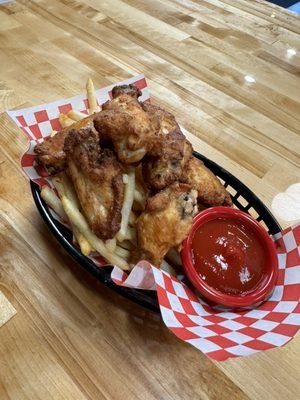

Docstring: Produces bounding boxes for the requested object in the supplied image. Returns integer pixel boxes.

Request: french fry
[60,174,79,207]
[117,240,134,251]
[61,196,129,270]
[67,110,87,121]
[40,186,66,219]
[61,174,93,256]
[106,238,116,252]
[50,130,57,137]
[86,78,99,114]
[53,174,93,256]
[115,246,130,259]
[122,226,136,243]
[72,226,92,256]
[59,114,74,128]
[117,170,135,241]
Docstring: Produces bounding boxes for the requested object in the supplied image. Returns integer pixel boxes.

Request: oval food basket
[31,151,281,313]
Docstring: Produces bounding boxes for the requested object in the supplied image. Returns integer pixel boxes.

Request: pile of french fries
[40,78,179,274]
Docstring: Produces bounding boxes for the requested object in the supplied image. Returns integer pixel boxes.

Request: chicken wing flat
[142,128,192,190]
[181,157,232,207]
[94,85,159,164]
[136,183,198,266]
[64,128,124,240]
[34,115,95,175]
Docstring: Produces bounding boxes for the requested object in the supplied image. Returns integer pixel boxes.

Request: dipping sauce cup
[181,207,278,308]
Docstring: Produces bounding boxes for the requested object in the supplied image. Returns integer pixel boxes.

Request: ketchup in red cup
[192,217,266,295]
[181,207,278,308]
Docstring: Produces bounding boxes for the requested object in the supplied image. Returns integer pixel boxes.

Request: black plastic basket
[31,151,281,313]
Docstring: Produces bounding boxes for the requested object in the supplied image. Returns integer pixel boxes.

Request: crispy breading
[142,128,193,190]
[103,84,142,110]
[181,157,232,207]
[34,82,233,265]
[34,115,95,175]
[142,102,178,136]
[64,128,124,240]
[136,183,198,266]
[94,85,159,164]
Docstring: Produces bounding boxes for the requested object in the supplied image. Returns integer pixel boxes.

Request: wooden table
[0,0,299,399]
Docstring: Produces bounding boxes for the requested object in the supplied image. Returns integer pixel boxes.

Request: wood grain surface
[0,0,299,399]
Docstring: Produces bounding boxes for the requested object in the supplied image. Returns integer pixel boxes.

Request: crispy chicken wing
[142,128,193,191]
[34,115,95,175]
[141,103,178,136]
[64,128,124,240]
[102,84,142,111]
[94,85,159,164]
[136,183,198,266]
[181,157,232,207]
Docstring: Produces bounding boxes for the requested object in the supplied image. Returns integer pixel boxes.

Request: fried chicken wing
[34,115,95,175]
[136,183,198,266]
[94,85,159,164]
[142,128,192,190]
[102,84,142,110]
[181,157,232,207]
[141,103,178,136]
[64,128,124,240]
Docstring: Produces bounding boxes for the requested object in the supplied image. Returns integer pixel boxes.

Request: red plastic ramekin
[181,207,279,308]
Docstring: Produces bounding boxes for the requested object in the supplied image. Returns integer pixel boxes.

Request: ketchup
[191,217,266,295]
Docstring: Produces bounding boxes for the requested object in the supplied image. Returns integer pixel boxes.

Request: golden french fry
[106,238,116,252]
[59,114,74,128]
[50,130,57,137]
[67,110,87,121]
[40,186,66,219]
[61,195,129,270]
[72,226,92,256]
[117,170,135,242]
[115,246,130,259]
[61,174,93,255]
[53,174,93,256]
[86,78,99,114]
[122,226,136,242]
[117,240,134,251]
[60,173,79,207]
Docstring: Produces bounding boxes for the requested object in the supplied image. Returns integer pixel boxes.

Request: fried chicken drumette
[94,85,159,164]
[181,157,232,207]
[136,183,198,266]
[64,128,124,240]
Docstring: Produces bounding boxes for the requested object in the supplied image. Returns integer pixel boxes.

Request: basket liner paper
[8,74,300,361]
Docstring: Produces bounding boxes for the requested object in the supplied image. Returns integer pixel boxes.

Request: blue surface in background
[269,0,300,13]
[288,2,300,12]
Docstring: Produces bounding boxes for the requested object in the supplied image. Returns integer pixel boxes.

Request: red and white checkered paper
[8,74,300,361]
